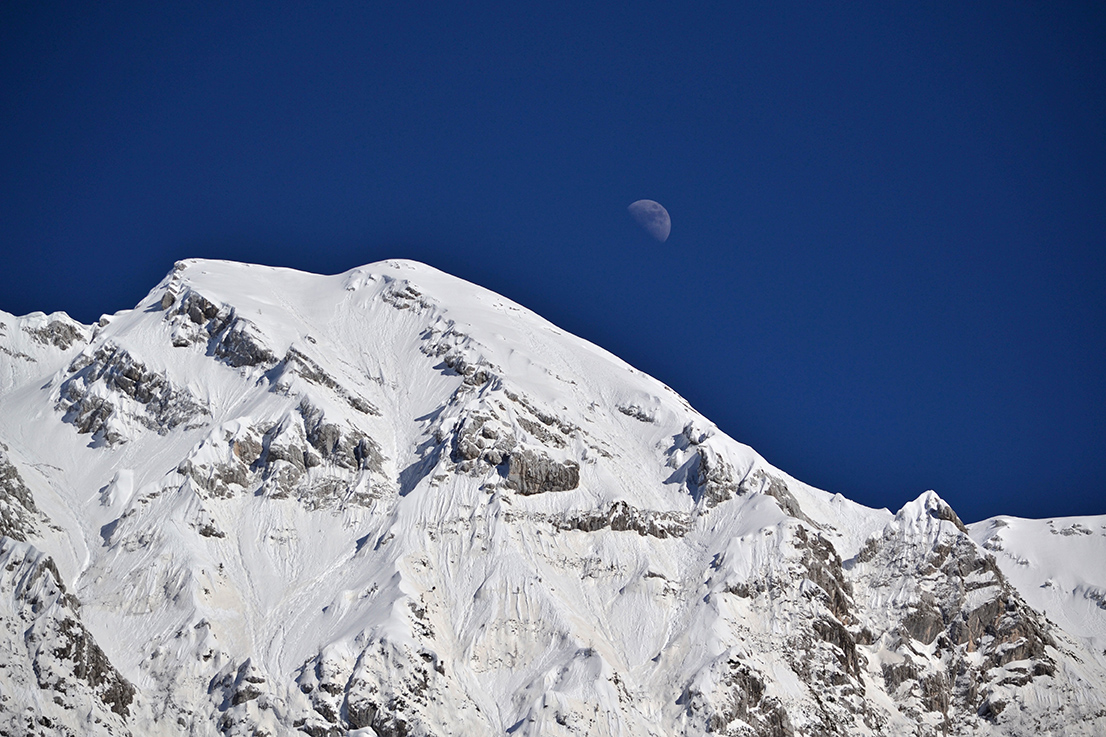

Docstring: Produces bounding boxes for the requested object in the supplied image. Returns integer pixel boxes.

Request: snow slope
[0,258,1103,736]
[969,516,1106,666]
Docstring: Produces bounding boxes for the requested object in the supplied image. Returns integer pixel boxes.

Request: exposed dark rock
[419,323,499,388]
[56,343,210,443]
[295,637,452,736]
[555,500,691,539]
[617,405,654,422]
[293,718,345,737]
[189,460,251,499]
[517,416,567,448]
[212,318,278,368]
[761,477,810,523]
[928,498,969,533]
[278,348,380,415]
[180,411,388,508]
[231,434,263,465]
[300,401,383,472]
[168,290,297,378]
[441,352,493,386]
[0,343,38,362]
[0,450,40,541]
[882,659,916,692]
[168,291,231,347]
[852,538,880,567]
[265,437,307,471]
[881,658,950,716]
[505,448,579,495]
[504,390,578,436]
[230,660,266,705]
[682,657,794,737]
[853,496,1060,732]
[381,281,429,311]
[918,672,951,715]
[811,617,862,678]
[197,522,225,538]
[448,412,516,471]
[49,617,136,715]
[978,694,1007,722]
[737,469,813,523]
[794,525,854,623]
[179,291,224,327]
[23,320,85,350]
[689,447,739,507]
[1,540,135,720]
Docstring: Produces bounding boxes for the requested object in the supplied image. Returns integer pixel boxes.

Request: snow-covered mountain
[0,258,1103,736]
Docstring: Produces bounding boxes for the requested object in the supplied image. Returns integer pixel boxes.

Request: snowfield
[0,258,1103,736]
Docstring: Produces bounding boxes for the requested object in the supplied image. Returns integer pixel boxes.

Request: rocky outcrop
[699,517,883,734]
[617,404,655,422]
[421,325,498,388]
[23,319,85,350]
[179,403,387,508]
[57,343,209,444]
[212,319,279,368]
[0,539,134,736]
[300,400,383,473]
[274,348,381,415]
[445,393,581,491]
[450,412,517,469]
[381,280,431,312]
[506,447,579,495]
[295,636,489,736]
[681,655,793,737]
[555,500,690,539]
[846,492,1060,734]
[794,525,855,623]
[0,446,41,541]
[689,444,740,507]
[162,288,281,370]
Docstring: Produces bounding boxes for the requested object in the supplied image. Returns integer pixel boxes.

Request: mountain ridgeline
[0,259,1103,736]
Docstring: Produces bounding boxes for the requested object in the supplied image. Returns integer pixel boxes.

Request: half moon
[628,199,671,242]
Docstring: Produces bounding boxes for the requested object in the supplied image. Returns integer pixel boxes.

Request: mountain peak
[894,489,968,532]
[1,260,1104,735]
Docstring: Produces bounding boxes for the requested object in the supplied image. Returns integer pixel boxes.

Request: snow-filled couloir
[0,258,1103,736]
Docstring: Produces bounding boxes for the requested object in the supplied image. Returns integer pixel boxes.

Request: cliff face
[0,259,1103,736]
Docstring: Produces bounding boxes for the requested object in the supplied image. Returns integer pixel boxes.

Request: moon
[628,199,671,242]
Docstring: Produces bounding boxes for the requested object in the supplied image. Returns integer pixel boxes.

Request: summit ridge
[0,258,1103,736]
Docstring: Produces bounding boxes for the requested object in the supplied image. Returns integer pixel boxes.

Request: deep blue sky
[2,3,1103,522]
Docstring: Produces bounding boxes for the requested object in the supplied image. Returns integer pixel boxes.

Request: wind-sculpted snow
[0,258,1103,735]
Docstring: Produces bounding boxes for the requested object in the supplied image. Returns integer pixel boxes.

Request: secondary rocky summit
[0,259,1104,736]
